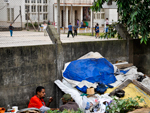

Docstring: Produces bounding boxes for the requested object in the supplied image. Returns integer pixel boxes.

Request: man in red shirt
[28,86,57,112]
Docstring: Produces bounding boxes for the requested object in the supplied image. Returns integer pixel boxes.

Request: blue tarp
[63,58,118,93]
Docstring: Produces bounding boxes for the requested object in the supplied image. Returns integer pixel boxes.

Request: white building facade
[0,0,118,28]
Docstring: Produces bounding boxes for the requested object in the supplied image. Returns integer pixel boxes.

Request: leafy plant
[25,22,32,27]
[91,0,150,44]
[34,22,38,27]
[106,96,145,113]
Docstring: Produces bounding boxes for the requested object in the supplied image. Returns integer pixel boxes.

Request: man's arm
[47,97,53,107]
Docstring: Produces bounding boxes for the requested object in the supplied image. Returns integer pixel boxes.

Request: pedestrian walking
[9,24,14,37]
[105,18,109,39]
[73,24,78,36]
[95,23,97,37]
[48,20,50,25]
[67,23,74,38]
[96,23,99,38]
[43,21,47,36]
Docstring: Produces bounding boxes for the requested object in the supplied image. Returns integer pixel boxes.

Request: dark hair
[36,86,45,94]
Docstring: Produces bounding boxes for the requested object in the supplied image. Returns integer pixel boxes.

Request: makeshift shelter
[55,52,150,113]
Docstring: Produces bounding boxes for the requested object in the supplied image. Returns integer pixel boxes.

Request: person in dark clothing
[59,94,79,112]
[67,23,74,38]
[9,24,14,37]
[95,23,97,37]
[96,23,99,38]
[73,24,78,36]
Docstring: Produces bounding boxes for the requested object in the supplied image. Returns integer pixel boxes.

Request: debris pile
[55,52,150,113]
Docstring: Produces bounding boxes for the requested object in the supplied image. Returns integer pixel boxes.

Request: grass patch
[77,32,104,36]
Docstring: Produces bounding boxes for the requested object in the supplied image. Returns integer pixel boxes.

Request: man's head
[61,94,73,104]
[36,86,46,99]
[69,23,71,25]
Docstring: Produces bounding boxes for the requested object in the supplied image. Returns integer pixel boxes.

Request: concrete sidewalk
[0,30,118,48]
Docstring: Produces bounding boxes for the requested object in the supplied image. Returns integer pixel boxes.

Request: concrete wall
[1,39,150,109]
[0,45,57,109]
[0,40,128,109]
[133,39,150,76]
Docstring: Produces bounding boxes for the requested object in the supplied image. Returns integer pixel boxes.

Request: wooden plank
[109,79,150,96]
[115,63,133,69]
[133,80,150,95]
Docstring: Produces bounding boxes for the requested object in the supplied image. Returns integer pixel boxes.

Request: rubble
[55,52,150,113]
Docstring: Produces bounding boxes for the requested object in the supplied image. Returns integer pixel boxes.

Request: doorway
[75,10,77,25]
[61,10,63,27]
[68,10,70,24]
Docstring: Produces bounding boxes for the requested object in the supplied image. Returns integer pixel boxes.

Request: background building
[0,0,118,28]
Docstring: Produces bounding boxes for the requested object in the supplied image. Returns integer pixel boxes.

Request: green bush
[106,96,145,113]
[25,22,40,28]
[25,23,32,27]
[34,22,38,27]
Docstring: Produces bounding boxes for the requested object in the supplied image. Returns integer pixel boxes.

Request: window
[31,14,36,21]
[25,13,30,20]
[37,6,42,12]
[43,6,47,12]
[97,13,100,19]
[101,13,105,19]
[25,5,30,12]
[43,0,47,3]
[94,13,96,19]
[7,8,14,21]
[31,5,36,12]
[11,8,14,21]
[43,14,47,20]
[37,0,41,3]
[31,0,35,3]
[7,8,10,21]
[25,0,30,3]
[101,9,104,12]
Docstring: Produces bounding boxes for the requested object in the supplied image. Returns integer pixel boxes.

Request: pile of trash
[55,52,150,113]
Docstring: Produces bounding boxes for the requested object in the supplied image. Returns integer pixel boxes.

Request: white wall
[109,9,118,22]
[48,0,54,22]
[0,0,22,27]
[0,0,118,28]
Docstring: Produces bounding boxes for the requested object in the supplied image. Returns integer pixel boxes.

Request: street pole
[92,0,95,36]
[92,9,94,36]
[71,4,73,25]
[27,8,29,31]
[20,6,22,30]
[63,0,65,33]
[57,0,60,35]
[38,5,40,32]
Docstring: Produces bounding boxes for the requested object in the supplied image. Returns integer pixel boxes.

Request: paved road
[0,30,118,48]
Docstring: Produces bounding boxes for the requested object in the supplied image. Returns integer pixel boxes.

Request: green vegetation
[47,109,83,113]
[106,96,145,113]
[25,22,39,28]
[77,32,104,36]
[91,0,150,44]
[46,96,146,113]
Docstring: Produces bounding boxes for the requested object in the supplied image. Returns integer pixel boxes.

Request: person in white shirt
[43,21,47,36]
